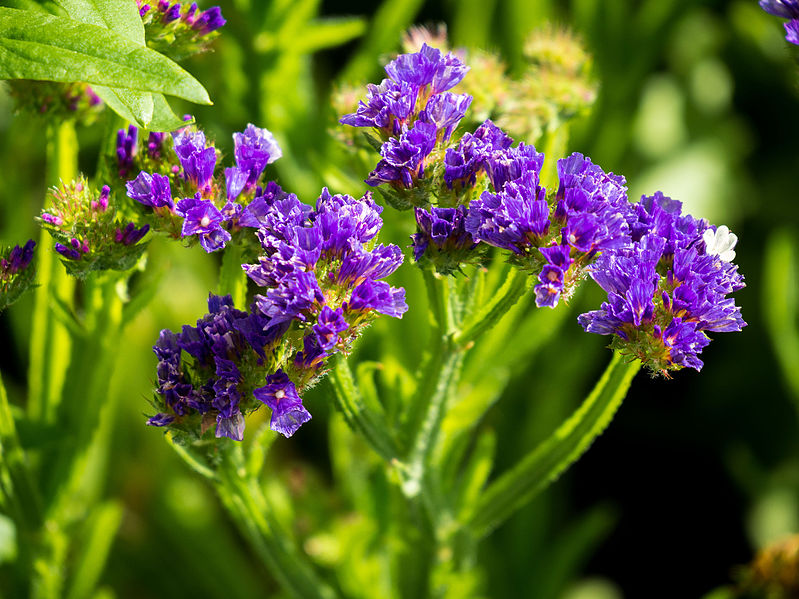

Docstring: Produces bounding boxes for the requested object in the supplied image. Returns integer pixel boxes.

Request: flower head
[0,240,36,311]
[578,194,745,373]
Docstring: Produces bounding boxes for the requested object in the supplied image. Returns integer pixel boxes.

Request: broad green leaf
[92,85,153,128]
[55,0,181,128]
[0,8,211,105]
[55,0,144,43]
[467,352,641,537]
[148,93,190,132]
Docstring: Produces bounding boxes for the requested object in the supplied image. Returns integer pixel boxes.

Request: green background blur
[1,0,799,596]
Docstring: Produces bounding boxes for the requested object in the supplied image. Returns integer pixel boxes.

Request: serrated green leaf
[0,8,211,104]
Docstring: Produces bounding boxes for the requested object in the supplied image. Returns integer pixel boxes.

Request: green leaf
[328,355,399,462]
[55,0,145,43]
[763,229,799,402]
[452,428,496,520]
[148,93,189,131]
[466,352,641,538]
[91,85,153,128]
[65,500,123,599]
[0,8,211,104]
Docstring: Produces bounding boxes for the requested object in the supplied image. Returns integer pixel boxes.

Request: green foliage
[0,5,209,127]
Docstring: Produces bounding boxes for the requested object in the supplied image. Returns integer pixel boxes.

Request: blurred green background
[1,0,799,596]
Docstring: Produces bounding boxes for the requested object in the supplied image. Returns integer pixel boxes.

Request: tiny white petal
[703,225,738,262]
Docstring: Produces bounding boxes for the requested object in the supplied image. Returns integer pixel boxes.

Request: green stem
[219,243,247,308]
[28,122,78,422]
[401,273,466,535]
[467,352,641,538]
[47,276,123,519]
[213,443,338,599]
[328,355,399,462]
[453,269,530,348]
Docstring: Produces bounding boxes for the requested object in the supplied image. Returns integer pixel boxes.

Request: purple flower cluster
[137,0,225,35]
[760,0,799,44]
[578,193,745,373]
[341,44,472,189]
[1,240,35,277]
[462,143,632,308]
[411,205,476,272]
[0,240,36,311]
[126,123,281,252]
[148,294,307,440]
[40,180,150,276]
[148,187,407,441]
[244,187,407,327]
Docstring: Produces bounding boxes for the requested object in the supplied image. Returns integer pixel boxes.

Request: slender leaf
[467,352,641,537]
[294,17,366,54]
[0,8,211,104]
[763,229,799,402]
[65,501,123,599]
[328,356,399,462]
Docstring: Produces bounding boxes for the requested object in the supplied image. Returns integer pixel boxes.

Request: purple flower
[173,130,216,192]
[115,222,150,246]
[116,125,138,178]
[147,132,167,159]
[313,188,383,253]
[341,80,408,132]
[443,120,514,190]
[146,413,175,427]
[578,194,746,373]
[419,92,473,142]
[1,240,36,275]
[176,196,231,252]
[366,121,437,188]
[233,124,281,190]
[533,244,573,308]
[384,43,469,94]
[335,244,404,286]
[485,142,544,191]
[465,170,549,254]
[126,172,173,209]
[254,370,312,437]
[294,334,328,370]
[347,279,408,318]
[255,269,325,325]
[760,0,799,18]
[411,205,477,264]
[786,19,799,43]
[192,6,226,35]
[554,153,632,255]
[55,238,89,260]
[312,306,349,350]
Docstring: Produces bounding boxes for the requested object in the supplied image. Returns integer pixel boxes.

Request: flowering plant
[3,1,786,597]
